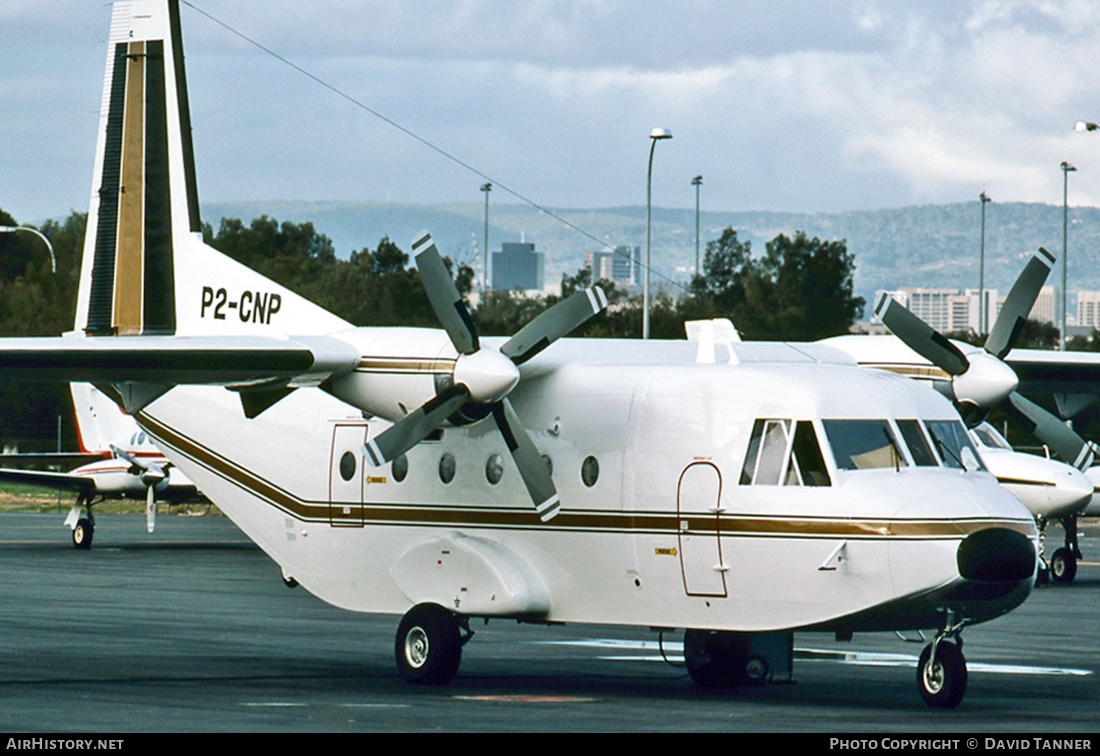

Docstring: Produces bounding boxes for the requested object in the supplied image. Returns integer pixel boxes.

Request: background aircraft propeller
[110,444,168,533]
[364,231,608,521]
[877,247,1097,470]
[875,248,1051,426]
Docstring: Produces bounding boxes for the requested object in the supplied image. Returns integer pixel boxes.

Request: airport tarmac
[0,512,1096,734]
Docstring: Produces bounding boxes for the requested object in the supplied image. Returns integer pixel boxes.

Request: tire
[684,629,754,688]
[917,641,967,709]
[72,518,94,550]
[1050,548,1078,584]
[395,604,462,685]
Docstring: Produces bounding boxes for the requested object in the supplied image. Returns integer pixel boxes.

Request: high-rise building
[880,285,1062,334]
[491,242,544,292]
[586,246,639,285]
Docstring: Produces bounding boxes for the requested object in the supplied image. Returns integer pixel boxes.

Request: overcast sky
[4,0,1100,227]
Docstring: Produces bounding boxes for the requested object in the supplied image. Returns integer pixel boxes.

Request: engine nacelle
[325,327,457,422]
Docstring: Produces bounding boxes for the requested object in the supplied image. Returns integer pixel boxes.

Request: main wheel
[72,518,94,550]
[683,629,754,687]
[917,641,967,709]
[1050,547,1078,584]
[395,604,462,685]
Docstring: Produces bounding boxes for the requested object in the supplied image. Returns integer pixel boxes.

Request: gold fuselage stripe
[135,410,1034,540]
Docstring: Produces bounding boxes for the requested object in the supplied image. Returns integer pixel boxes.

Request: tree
[686,227,863,341]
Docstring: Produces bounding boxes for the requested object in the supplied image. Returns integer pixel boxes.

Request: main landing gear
[683,629,773,687]
[394,604,472,685]
[65,493,95,550]
[916,614,968,709]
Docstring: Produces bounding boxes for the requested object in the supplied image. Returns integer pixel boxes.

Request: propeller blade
[984,248,1055,359]
[1004,392,1097,470]
[875,291,970,376]
[365,384,470,467]
[492,399,560,521]
[146,485,157,534]
[412,231,479,355]
[501,287,609,365]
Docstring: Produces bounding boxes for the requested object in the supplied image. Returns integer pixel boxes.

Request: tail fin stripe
[142,39,176,335]
[87,42,131,336]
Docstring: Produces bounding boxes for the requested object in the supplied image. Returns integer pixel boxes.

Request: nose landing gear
[916,613,968,709]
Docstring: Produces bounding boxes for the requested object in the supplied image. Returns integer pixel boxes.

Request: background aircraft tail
[70,383,147,454]
[74,0,348,340]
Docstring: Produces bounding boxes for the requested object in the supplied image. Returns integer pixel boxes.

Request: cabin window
[740,419,830,486]
[926,420,985,471]
[391,454,408,483]
[581,456,600,487]
[339,451,357,482]
[823,420,908,471]
[485,453,504,485]
[897,420,938,466]
[439,452,456,484]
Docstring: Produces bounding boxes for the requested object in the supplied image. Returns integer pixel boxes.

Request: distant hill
[202,199,1100,315]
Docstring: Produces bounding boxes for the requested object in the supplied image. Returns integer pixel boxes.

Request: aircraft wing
[0,335,359,388]
[1006,349,1100,397]
[0,468,97,494]
[0,453,106,466]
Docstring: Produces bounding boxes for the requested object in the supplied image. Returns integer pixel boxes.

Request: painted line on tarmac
[534,639,1094,677]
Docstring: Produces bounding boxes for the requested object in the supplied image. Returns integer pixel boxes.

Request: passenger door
[677,462,727,597]
[329,423,367,527]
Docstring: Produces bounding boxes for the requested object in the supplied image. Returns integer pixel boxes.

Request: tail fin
[70,383,146,454]
[75,0,348,339]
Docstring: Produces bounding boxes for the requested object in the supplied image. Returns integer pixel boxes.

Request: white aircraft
[0,0,1043,709]
[0,383,201,547]
[824,250,1100,585]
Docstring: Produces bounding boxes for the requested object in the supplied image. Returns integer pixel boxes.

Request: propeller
[111,444,168,533]
[877,247,1100,470]
[875,248,1054,424]
[364,231,608,521]
[1003,393,1099,471]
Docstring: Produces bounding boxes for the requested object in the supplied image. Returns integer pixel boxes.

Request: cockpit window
[971,423,1012,451]
[741,419,790,485]
[790,421,831,486]
[823,419,908,471]
[740,419,831,487]
[926,420,985,471]
[896,420,938,466]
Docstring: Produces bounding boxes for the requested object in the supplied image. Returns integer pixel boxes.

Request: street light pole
[643,128,672,340]
[979,191,990,335]
[0,226,55,273]
[692,175,703,282]
[481,183,492,291]
[1061,161,1076,351]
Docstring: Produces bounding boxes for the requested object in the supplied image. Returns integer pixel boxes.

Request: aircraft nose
[956,528,1036,583]
[1048,468,1095,519]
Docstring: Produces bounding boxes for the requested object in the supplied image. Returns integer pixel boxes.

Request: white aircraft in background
[0,0,1044,710]
[0,384,202,547]
[825,249,1100,585]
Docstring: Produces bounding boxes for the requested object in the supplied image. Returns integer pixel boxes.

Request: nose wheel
[916,614,968,709]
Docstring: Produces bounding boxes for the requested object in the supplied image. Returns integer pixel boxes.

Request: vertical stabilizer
[70,383,145,454]
[77,0,197,337]
[75,0,349,339]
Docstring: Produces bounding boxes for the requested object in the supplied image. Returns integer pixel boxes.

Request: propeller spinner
[364,231,608,521]
[110,444,168,533]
